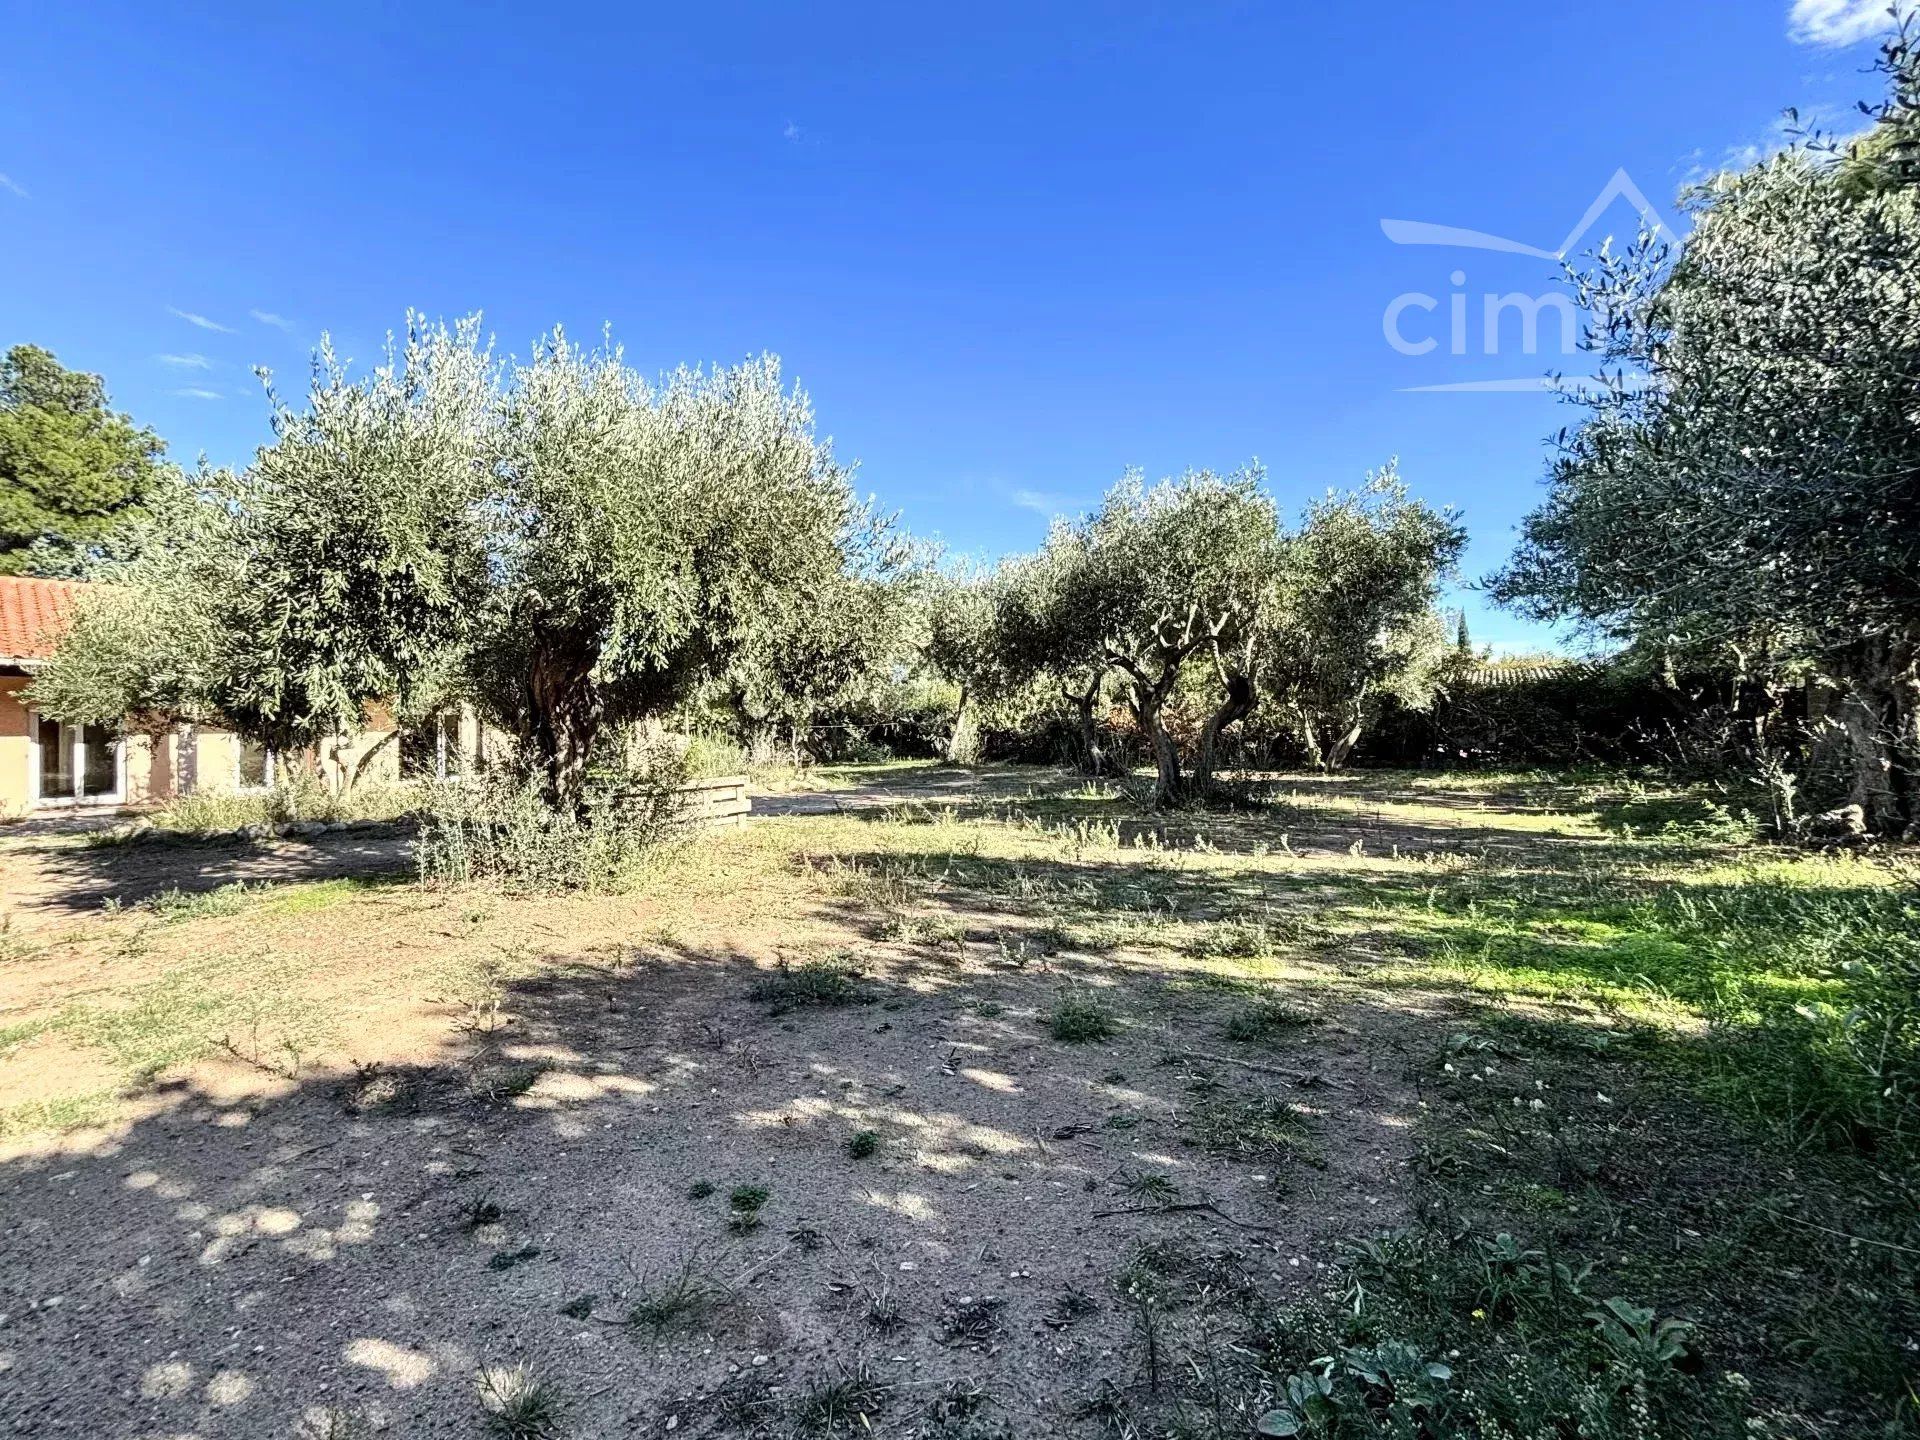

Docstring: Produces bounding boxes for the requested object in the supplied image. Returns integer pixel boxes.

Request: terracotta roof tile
[0,575,84,662]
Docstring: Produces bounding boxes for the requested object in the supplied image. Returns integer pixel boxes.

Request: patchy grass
[476,1362,563,1439]
[1185,1091,1317,1163]
[1,760,1914,1437]
[139,881,265,922]
[748,956,872,1014]
[1048,990,1120,1043]
[1221,995,1319,1042]
[792,1361,891,1434]
[624,1258,727,1334]
[143,780,423,837]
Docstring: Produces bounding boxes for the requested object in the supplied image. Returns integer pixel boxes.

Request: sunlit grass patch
[139,881,266,923]
[0,1017,51,1060]
[0,1090,121,1139]
[45,952,340,1094]
[258,876,404,916]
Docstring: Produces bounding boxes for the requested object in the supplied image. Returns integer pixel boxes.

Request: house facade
[0,575,404,818]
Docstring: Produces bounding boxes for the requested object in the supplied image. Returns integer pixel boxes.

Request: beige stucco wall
[0,690,403,819]
[123,731,176,807]
[0,675,31,819]
[181,728,241,793]
[184,715,401,796]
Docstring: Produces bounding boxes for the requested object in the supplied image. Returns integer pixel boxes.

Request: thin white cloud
[0,173,27,200]
[782,119,803,143]
[171,387,223,400]
[250,308,295,331]
[1010,487,1069,517]
[1684,103,1852,181]
[1789,0,1896,45]
[167,306,235,333]
[156,352,213,370]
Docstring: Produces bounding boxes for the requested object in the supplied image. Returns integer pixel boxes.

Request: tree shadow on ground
[1,826,417,928]
[0,930,1446,1439]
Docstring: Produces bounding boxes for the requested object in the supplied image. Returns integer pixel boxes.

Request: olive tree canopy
[33,317,880,807]
[1067,467,1284,805]
[1491,32,1920,830]
[1265,465,1464,769]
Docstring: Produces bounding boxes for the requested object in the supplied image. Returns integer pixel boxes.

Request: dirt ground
[0,765,1673,1437]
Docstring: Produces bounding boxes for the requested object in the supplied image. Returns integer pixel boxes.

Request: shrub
[681,732,749,778]
[149,773,421,835]
[748,957,872,1013]
[415,770,684,892]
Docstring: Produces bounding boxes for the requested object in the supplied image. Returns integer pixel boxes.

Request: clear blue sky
[0,2,1895,651]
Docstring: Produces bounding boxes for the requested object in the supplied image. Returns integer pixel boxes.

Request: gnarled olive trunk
[945,685,973,764]
[1066,670,1111,777]
[1826,630,1920,837]
[1192,672,1253,798]
[522,635,604,812]
[1138,691,1184,805]
[1290,696,1367,772]
[1114,658,1185,806]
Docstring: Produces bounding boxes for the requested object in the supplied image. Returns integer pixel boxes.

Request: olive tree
[472,336,868,801]
[1069,467,1284,806]
[1492,30,1920,830]
[922,563,1014,763]
[721,513,918,764]
[31,320,492,762]
[36,317,876,810]
[1263,466,1463,769]
[993,530,1119,776]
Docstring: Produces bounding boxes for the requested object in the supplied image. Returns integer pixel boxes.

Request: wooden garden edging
[677,773,751,828]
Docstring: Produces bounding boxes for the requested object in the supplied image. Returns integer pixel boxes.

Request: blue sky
[0,1,1899,651]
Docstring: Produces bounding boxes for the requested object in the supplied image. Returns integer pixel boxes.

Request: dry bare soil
[0,764,1911,1439]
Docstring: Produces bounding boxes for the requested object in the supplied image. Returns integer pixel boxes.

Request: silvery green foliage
[212,319,496,747]
[35,316,873,805]
[1068,466,1285,803]
[1264,464,1464,769]
[1492,29,1920,826]
[474,334,867,797]
[32,317,494,748]
[718,507,920,760]
[24,463,229,732]
[415,769,683,892]
[921,559,1022,760]
[992,533,1121,774]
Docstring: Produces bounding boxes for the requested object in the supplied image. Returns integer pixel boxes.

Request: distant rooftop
[0,574,83,666]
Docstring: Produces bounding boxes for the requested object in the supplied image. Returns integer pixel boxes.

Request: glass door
[82,723,119,797]
[33,716,121,804]
[37,717,74,800]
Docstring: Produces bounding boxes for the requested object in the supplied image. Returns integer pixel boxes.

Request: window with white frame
[400,713,464,781]
[236,736,275,790]
[31,714,124,805]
